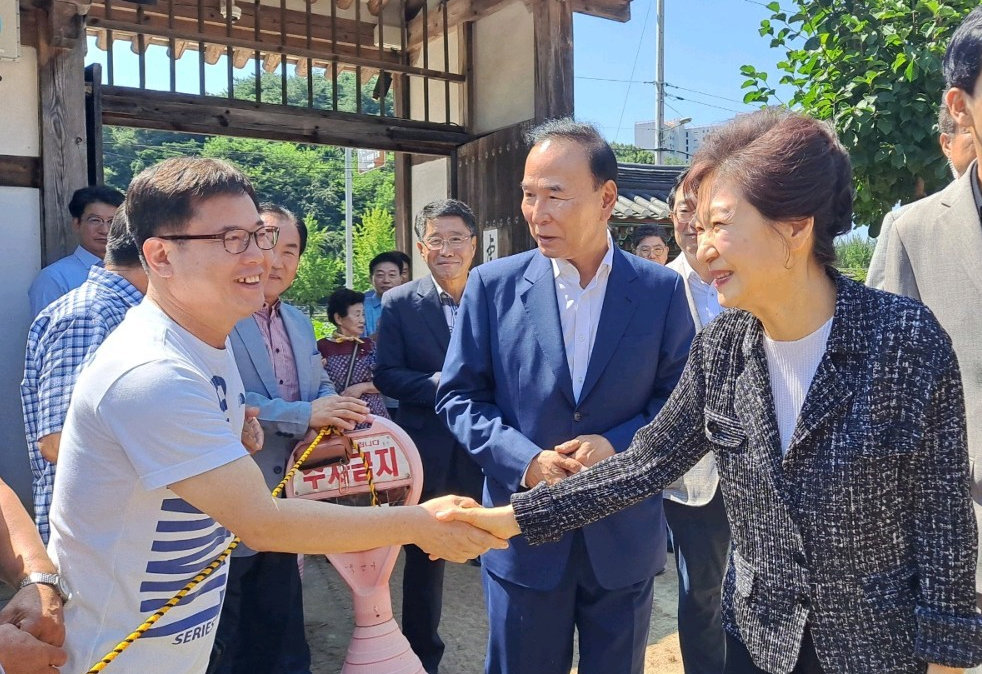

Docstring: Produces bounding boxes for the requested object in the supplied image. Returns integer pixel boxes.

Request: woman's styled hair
[683,108,853,270]
[326,287,365,327]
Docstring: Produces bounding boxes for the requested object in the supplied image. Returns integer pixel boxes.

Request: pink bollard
[286,418,426,674]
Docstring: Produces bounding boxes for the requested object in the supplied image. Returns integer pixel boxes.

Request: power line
[614,0,655,143]
[664,82,748,105]
[666,92,742,114]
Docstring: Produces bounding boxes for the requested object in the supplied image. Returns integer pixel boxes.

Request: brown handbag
[291,428,358,471]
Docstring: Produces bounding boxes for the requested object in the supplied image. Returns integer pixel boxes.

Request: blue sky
[573,0,792,145]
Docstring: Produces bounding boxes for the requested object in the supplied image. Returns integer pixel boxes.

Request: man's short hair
[666,169,690,211]
[632,225,668,249]
[525,118,618,188]
[393,250,411,273]
[412,199,478,240]
[938,102,957,135]
[125,157,258,252]
[259,202,307,255]
[103,207,142,268]
[68,186,124,219]
[369,251,405,275]
[944,7,982,94]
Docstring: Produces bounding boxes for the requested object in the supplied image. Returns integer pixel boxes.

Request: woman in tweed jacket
[440,109,982,673]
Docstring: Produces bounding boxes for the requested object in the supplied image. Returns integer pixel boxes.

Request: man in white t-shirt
[47,157,507,673]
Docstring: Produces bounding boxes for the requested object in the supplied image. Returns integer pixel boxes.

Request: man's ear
[600,180,618,213]
[945,87,974,130]
[940,132,954,160]
[142,238,173,278]
[70,217,82,233]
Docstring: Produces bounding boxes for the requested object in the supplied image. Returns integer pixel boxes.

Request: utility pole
[344,147,354,288]
[654,0,665,164]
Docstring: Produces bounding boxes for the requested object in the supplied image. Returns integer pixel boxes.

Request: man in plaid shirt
[20,211,147,543]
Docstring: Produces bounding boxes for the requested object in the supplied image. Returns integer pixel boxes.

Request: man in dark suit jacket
[436,121,694,674]
[212,204,370,674]
[375,199,484,673]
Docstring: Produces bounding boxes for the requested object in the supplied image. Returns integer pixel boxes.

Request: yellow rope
[87,427,331,673]
[352,438,381,507]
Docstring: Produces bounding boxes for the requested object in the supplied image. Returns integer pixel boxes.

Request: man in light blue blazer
[211,204,370,674]
[437,121,694,674]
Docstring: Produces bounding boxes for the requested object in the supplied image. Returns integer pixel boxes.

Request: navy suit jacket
[437,246,694,590]
[229,302,336,556]
[374,275,474,496]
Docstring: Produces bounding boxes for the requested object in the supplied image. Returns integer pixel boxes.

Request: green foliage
[741,0,976,235]
[227,71,394,117]
[834,233,875,282]
[352,206,396,292]
[282,214,345,310]
[611,142,655,164]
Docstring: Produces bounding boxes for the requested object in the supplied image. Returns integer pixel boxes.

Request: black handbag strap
[342,341,360,390]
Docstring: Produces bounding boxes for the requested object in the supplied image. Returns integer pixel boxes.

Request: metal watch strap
[19,572,69,602]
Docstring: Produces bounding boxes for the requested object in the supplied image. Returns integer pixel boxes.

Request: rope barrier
[87,427,332,673]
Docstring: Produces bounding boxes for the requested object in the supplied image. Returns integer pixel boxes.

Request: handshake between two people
[418,434,612,562]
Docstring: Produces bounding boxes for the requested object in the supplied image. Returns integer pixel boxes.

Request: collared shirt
[971,159,982,221]
[253,301,300,402]
[28,245,103,317]
[20,266,143,543]
[431,278,460,334]
[362,289,383,337]
[666,253,723,331]
[551,231,615,402]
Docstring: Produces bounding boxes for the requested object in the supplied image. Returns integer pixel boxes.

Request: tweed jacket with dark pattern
[513,274,982,673]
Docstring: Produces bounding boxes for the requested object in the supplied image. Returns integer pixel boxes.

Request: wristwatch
[18,572,71,603]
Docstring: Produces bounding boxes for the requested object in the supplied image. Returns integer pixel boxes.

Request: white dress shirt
[551,232,615,402]
[665,252,724,505]
[666,253,721,331]
[521,234,615,488]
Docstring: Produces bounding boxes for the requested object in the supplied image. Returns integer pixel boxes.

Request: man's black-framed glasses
[158,225,280,254]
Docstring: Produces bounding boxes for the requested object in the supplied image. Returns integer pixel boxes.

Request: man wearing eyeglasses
[212,203,369,674]
[28,186,125,317]
[45,158,506,673]
[375,199,484,673]
[664,174,730,674]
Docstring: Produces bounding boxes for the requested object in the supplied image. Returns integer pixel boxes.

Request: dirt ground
[302,551,685,674]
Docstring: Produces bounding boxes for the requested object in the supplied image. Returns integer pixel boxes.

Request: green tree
[834,233,875,282]
[611,142,655,164]
[228,71,394,116]
[282,214,345,311]
[351,206,396,291]
[741,0,976,235]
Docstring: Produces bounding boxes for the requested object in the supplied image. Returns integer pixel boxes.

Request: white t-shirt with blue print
[48,300,247,673]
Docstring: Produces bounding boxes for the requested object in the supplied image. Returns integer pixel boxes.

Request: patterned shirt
[253,301,300,402]
[20,266,143,543]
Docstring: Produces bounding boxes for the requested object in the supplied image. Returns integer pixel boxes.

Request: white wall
[471,0,534,135]
[0,47,41,503]
[408,157,449,278]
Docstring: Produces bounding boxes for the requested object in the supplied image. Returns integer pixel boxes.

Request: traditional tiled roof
[612,163,687,222]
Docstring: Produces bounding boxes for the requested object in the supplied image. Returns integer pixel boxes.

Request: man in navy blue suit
[436,120,694,674]
[375,199,484,673]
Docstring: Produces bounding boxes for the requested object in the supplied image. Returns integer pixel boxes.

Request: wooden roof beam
[570,0,630,23]
[407,0,505,50]
[86,0,375,49]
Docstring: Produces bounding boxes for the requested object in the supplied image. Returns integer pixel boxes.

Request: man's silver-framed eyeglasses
[637,244,668,256]
[157,225,280,254]
[81,215,113,227]
[421,235,473,251]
